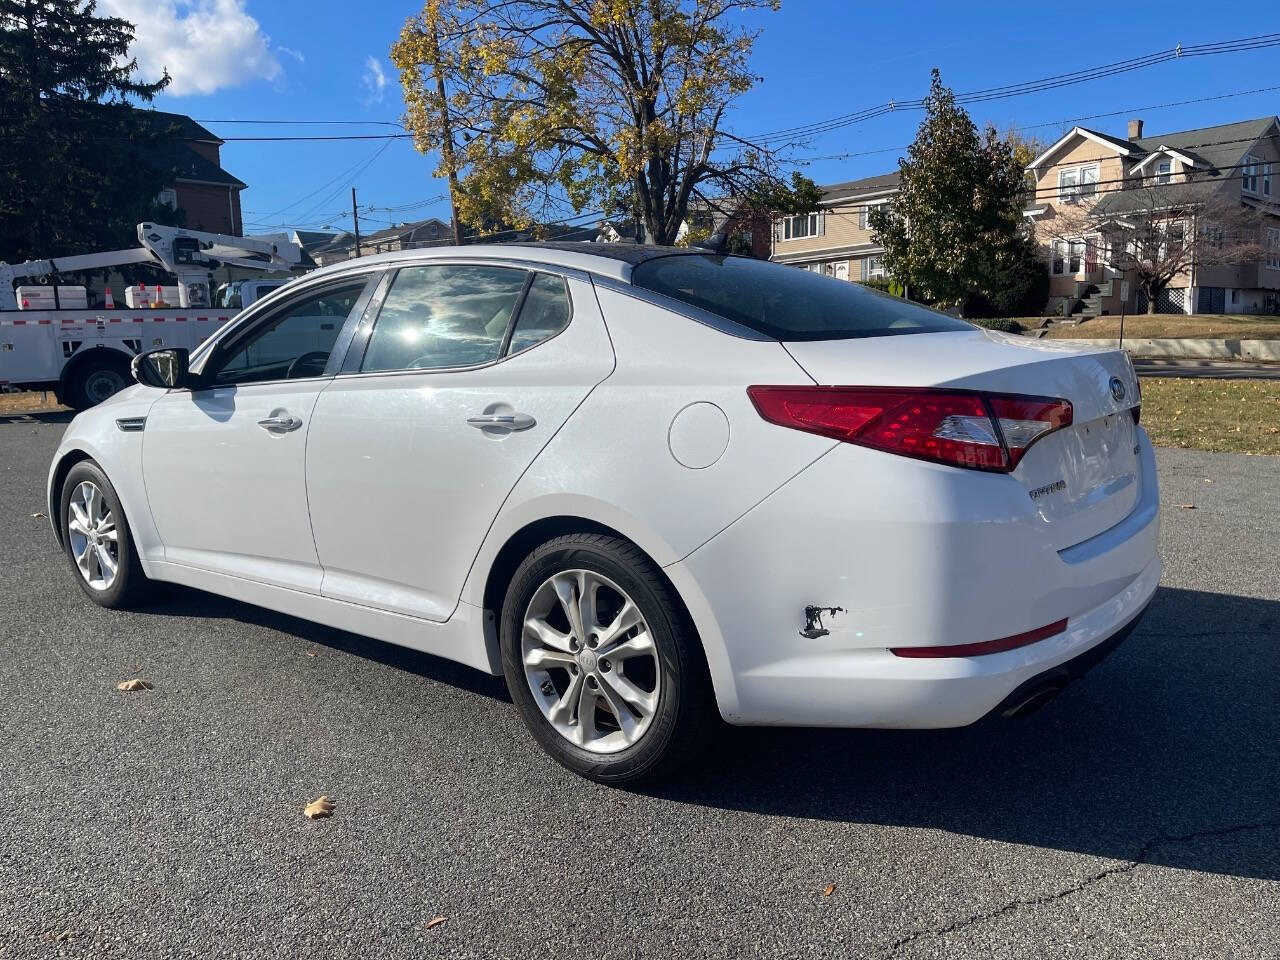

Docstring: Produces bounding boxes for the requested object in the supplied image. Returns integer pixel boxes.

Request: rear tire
[500,533,713,786]
[60,461,151,608]
[65,352,131,410]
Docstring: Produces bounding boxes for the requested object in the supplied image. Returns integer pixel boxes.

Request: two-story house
[134,109,247,236]
[1026,116,1280,315]
[769,171,899,280]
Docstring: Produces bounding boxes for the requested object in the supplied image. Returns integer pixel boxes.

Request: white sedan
[47,244,1159,784]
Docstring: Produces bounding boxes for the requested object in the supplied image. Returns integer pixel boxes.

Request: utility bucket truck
[0,223,306,409]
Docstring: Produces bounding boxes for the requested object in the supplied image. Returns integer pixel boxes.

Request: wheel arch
[476,515,722,710]
[47,447,96,547]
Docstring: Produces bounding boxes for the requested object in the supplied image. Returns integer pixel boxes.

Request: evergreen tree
[870,70,1042,315]
[0,0,173,263]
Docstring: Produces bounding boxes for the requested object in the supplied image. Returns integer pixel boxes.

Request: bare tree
[1049,178,1265,314]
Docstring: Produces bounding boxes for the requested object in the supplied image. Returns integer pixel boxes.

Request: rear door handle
[467,412,536,432]
[258,414,303,433]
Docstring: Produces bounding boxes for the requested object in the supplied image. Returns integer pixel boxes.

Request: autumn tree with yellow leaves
[391,0,819,245]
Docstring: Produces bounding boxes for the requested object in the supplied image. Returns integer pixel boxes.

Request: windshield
[629,254,972,341]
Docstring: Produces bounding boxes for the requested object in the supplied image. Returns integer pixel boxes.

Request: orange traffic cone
[104,286,115,308]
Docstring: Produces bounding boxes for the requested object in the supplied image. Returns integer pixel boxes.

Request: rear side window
[362,264,528,372]
[507,273,571,354]
[630,254,971,341]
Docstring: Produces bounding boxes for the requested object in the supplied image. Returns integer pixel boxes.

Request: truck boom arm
[0,223,306,310]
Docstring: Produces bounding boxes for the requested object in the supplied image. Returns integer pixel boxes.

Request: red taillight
[747,386,1072,472]
[890,618,1069,658]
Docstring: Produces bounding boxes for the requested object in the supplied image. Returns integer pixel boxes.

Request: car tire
[59,460,151,608]
[65,352,131,410]
[500,533,713,785]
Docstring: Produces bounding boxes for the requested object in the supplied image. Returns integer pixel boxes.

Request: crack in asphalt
[882,821,1280,957]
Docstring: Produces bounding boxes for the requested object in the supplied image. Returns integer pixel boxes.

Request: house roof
[1029,116,1278,174]
[364,217,452,244]
[147,137,246,188]
[94,105,223,144]
[1131,116,1277,173]
[820,171,901,202]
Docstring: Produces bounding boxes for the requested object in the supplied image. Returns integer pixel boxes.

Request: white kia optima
[47,244,1159,783]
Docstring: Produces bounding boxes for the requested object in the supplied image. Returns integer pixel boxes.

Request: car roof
[303,241,702,284]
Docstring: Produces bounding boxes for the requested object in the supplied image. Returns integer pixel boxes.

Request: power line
[747,33,1280,145]
[799,85,1280,164]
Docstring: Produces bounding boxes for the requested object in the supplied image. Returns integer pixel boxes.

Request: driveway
[2,410,1277,958]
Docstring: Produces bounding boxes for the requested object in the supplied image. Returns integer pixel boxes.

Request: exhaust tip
[1000,682,1067,719]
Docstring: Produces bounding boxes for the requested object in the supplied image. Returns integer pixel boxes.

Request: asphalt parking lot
[2,409,1277,959]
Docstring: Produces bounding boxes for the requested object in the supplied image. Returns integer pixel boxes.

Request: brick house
[135,110,246,236]
[1025,116,1280,315]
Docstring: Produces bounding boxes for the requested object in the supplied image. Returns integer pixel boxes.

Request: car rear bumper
[666,427,1161,728]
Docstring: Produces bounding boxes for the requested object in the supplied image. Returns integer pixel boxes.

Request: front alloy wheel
[68,480,119,591]
[522,570,661,754]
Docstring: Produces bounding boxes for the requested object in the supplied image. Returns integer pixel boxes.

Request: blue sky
[113,0,1280,238]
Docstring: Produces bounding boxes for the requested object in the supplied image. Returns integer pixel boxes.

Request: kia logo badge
[1109,376,1127,403]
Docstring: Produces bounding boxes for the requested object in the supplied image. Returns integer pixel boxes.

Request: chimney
[1128,118,1144,140]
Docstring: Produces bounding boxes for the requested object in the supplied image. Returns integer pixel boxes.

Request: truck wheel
[65,353,131,410]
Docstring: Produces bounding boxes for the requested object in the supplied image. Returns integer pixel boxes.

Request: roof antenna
[691,224,729,254]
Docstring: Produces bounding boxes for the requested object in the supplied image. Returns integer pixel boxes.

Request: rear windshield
[629,254,971,341]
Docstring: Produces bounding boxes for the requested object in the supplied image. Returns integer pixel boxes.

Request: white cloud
[277,45,304,63]
[361,56,388,105]
[100,0,282,96]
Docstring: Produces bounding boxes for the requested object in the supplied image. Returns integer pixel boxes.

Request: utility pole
[351,187,362,258]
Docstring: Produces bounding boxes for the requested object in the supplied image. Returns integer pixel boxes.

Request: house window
[781,212,823,240]
[1155,160,1172,184]
[860,255,885,281]
[858,206,867,230]
[1243,155,1260,193]
[156,188,177,209]
[1068,240,1083,274]
[1051,240,1064,275]
[1266,228,1280,270]
[1058,164,1098,204]
[1265,163,1273,197]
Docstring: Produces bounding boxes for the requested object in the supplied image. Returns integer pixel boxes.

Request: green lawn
[1139,377,1280,455]
[1022,313,1280,340]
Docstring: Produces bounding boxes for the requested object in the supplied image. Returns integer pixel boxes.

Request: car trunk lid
[782,328,1142,549]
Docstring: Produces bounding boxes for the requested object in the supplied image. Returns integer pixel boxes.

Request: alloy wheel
[67,480,119,591]
[522,569,661,754]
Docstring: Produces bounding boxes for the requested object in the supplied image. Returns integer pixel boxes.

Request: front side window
[207,279,368,386]
[1058,164,1098,203]
[1267,228,1280,270]
[1155,160,1172,184]
[362,264,528,372]
[630,253,971,342]
[1051,239,1064,275]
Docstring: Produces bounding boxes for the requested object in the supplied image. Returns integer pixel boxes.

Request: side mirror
[132,347,191,389]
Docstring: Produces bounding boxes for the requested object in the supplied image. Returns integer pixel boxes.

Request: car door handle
[257,414,303,433]
[467,412,536,432]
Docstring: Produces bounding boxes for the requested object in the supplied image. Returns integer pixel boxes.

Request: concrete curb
[1047,337,1280,362]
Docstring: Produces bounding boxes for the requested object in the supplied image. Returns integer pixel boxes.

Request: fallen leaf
[116,678,152,692]
[821,883,836,897]
[31,511,46,519]
[1203,478,1214,483]
[305,650,316,658]
[1178,503,1196,510]
[304,796,335,820]
[426,916,448,930]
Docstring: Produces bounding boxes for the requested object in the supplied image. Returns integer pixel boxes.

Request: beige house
[1026,116,1280,315]
[769,172,899,281]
